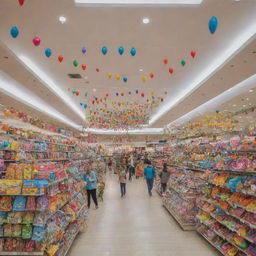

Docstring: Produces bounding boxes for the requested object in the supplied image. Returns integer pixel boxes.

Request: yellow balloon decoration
[116,74,121,80]
[108,73,113,78]
[150,90,154,95]
[142,76,147,82]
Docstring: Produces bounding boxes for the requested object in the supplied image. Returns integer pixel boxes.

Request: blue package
[23,180,49,188]
[32,226,45,242]
[13,196,26,212]
[0,212,8,224]
[0,225,3,236]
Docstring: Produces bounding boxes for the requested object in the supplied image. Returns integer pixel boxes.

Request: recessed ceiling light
[249,89,254,92]
[232,104,236,107]
[139,68,143,72]
[243,105,246,107]
[142,17,150,24]
[59,16,67,24]
[93,88,97,92]
[246,97,249,101]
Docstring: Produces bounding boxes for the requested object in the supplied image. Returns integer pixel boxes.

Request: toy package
[13,196,26,212]
[0,196,12,212]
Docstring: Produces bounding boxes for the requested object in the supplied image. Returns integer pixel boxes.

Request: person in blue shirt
[144,160,156,196]
[83,169,98,209]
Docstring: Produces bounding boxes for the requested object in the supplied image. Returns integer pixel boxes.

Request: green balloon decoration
[72,89,76,94]
[73,60,78,67]
[181,60,186,66]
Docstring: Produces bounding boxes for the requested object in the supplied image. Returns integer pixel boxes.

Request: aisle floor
[68,173,218,256]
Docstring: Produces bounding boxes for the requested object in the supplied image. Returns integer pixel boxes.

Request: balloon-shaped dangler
[181,60,186,66]
[73,60,78,67]
[82,47,86,54]
[84,104,87,109]
[123,77,128,83]
[169,67,174,74]
[105,93,109,97]
[163,58,168,65]
[130,47,136,56]
[96,68,100,72]
[68,88,71,91]
[82,64,87,70]
[150,90,154,95]
[118,46,124,55]
[142,76,147,82]
[85,92,87,97]
[76,91,80,96]
[121,93,124,96]
[18,0,25,6]
[164,91,168,95]
[141,93,145,97]
[149,73,154,79]
[208,16,218,34]
[32,37,41,46]
[80,103,83,106]
[45,48,52,58]
[136,90,139,94]
[107,73,112,79]
[102,46,108,55]
[116,93,119,96]
[161,98,164,102]
[129,92,131,95]
[116,75,120,80]
[191,50,196,58]
[72,89,76,94]
[10,26,19,38]
[58,55,63,63]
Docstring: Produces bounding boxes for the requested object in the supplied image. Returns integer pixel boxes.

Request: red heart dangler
[96,68,99,72]
[149,73,154,79]
[169,67,174,74]
[82,64,87,70]
[141,93,145,97]
[18,0,25,6]
[76,91,79,96]
[191,50,196,58]
[58,56,63,63]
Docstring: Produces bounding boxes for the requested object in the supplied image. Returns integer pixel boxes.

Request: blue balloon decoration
[102,46,108,55]
[45,48,52,58]
[80,103,83,106]
[208,16,218,34]
[216,110,220,113]
[10,26,19,38]
[130,47,136,56]
[84,104,87,109]
[118,46,124,55]
[123,77,128,83]
[82,47,86,54]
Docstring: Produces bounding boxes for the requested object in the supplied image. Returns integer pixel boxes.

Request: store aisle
[68,173,218,256]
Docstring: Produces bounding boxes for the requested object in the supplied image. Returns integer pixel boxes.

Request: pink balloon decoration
[32,37,41,46]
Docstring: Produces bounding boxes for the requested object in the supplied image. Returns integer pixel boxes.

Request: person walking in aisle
[159,163,170,194]
[118,169,127,197]
[84,169,98,209]
[135,160,143,179]
[144,160,156,196]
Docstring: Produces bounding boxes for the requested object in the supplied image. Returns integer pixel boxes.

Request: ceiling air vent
[68,74,82,79]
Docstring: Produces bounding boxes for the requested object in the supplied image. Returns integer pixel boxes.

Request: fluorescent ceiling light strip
[0,71,82,130]
[168,74,256,127]
[84,128,164,135]
[75,0,203,6]
[149,23,256,125]
[18,55,85,121]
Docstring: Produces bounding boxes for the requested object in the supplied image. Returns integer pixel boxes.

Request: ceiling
[0,0,255,133]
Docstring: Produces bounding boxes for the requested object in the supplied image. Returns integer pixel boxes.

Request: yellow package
[23,167,32,180]
[22,187,38,195]
[5,180,22,195]
[46,245,59,256]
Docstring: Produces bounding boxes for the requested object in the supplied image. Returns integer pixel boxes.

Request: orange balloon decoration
[68,88,70,91]
[150,73,154,79]
[169,68,174,74]
[164,59,168,65]
[76,91,79,96]
[141,93,145,97]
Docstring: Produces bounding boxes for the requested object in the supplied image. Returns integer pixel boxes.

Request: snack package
[46,244,59,256]
[4,237,16,251]
[0,212,8,224]
[32,226,46,242]
[13,196,26,212]
[7,212,23,224]
[16,238,26,252]
[0,196,12,212]
[12,224,22,237]
[0,225,3,236]
[25,240,35,252]
[0,238,3,251]
[37,196,49,211]
[26,197,36,211]
[22,224,33,239]
[4,223,12,236]
[22,212,34,225]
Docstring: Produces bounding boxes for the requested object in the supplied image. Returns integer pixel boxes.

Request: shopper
[159,163,170,194]
[135,160,143,179]
[144,160,156,196]
[84,169,98,209]
[119,169,127,197]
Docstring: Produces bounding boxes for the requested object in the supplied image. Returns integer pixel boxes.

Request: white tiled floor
[68,173,218,256]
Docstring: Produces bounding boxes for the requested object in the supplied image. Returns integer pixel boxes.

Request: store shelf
[163,204,195,231]
[197,219,249,256]
[197,229,226,256]
[62,230,80,256]
[0,252,44,255]
[168,186,195,200]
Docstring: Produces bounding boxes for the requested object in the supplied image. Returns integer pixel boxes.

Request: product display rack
[0,126,89,256]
